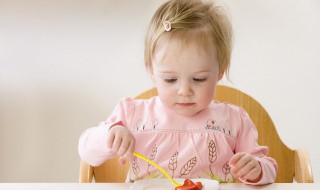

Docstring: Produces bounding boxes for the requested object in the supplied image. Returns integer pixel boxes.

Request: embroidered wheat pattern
[180,157,197,177]
[132,156,140,179]
[208,140,217,175]
[147,145,158,175]
[222,161,231,182]
[168,151,179,178]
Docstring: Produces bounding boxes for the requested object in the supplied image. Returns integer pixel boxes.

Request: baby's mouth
[176,103,195,106]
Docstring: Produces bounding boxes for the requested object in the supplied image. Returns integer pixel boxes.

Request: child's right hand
[106,125,136,165]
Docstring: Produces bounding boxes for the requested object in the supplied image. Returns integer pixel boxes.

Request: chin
[175,110,199,117]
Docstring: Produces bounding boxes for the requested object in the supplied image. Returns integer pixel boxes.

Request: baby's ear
[149,67,157,84]
[218,66,225,80]
[151,74,156,84]
[218,72,224,80]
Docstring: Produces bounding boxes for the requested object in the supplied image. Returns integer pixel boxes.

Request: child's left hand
[229,152,262,183]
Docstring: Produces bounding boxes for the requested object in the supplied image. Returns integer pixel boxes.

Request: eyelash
[193,78,207,82]
[164,79,177,83]
[163,78,207,83]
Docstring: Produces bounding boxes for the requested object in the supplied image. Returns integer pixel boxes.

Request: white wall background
[0,0,319,182]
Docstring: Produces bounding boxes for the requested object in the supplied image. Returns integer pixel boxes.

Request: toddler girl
[78,0,277,185]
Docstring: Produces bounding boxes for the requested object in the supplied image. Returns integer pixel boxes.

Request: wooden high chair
[79,85,313,183]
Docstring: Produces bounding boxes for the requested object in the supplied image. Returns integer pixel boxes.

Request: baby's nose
[177,83,193,96]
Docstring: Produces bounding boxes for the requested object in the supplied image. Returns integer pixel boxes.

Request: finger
[233,154,251,169]
[119,156,127,166]
[230,154,254,178]
[106,131,115,149]
[117,136,131,156]
[229,152,245,166]
[234,159,256,178]
[240,165,261,181]
[111,134,122,153]
[122,140,135,159]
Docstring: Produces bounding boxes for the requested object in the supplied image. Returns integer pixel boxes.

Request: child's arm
[78,123,116,166]
[232,108,278,185]
[78,98,135,166]
[78,123,135,166]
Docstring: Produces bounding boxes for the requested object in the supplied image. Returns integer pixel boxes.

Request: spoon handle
[133,151,182,187]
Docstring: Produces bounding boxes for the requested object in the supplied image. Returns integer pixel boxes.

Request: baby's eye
[193,78,207,82]
[164,78,177,83]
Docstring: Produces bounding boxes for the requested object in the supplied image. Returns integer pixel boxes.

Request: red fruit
[195,182,202,189]
[174,179,203,190]
[184,179,195,186]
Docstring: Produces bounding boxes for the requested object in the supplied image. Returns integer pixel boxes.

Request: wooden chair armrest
[79,160,93,183]
[294,148,313,183]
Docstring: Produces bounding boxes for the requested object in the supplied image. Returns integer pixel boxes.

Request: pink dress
[78,97,277,185]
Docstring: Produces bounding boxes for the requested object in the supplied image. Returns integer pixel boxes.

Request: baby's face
[151,39,221,117]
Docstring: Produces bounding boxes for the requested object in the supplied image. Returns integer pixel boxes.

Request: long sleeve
[78,123,115,166]
[78,98,135,166]
[235,108,278,185]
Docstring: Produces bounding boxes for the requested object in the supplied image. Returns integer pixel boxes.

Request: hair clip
[163,21,171,31]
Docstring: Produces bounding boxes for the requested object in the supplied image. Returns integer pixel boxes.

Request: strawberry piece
[174,179,203,190]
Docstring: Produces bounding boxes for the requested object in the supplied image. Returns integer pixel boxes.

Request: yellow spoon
[133,151,183,187]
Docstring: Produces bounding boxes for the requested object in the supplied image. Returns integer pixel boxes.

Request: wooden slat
[93,156,129,183]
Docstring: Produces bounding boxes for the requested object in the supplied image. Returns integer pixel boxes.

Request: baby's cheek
[159,93,175,105]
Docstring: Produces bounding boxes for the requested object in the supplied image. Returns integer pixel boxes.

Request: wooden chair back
[79,85,313,183]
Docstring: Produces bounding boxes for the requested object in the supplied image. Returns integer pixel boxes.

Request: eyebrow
[158,69,212,74]
[194,69,212,73]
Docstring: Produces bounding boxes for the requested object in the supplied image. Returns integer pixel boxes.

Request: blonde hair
[145,0,233,78]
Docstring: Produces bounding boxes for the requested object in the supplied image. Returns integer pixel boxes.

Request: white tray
[130,178,219,190]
